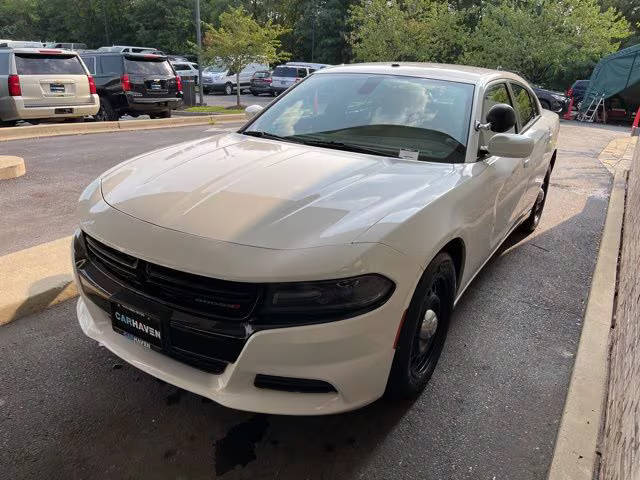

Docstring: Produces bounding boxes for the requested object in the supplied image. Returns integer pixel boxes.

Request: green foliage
[348,0,468,63]
[201,6,290,106]
[0,0,635,89]
[462,0,631,88]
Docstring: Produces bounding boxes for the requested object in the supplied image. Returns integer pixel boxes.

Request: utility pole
[311,0,316,62]
[103,0,110,45]
[195,0,204,105]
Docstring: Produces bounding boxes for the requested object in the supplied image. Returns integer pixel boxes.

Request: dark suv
[79,52,182,120]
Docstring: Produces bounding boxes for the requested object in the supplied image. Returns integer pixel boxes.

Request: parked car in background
[0,40,44,48]
[201,63,268,95]
[270,62,330,95]
[531,86,569,113]
[0,47,99,126]
[79,51,181,121]
[98,46,165,55]
[568,80,590,106]
[250,70,273,96]
[73,63,559,415]
[46,42,87,50]
[171,61,199,85]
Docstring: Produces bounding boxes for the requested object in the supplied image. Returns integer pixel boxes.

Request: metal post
[103,0,110,45]
[195,0,204,106]
[311,0,316,62]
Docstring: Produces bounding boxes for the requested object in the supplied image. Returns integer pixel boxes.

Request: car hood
[100,133,455,250]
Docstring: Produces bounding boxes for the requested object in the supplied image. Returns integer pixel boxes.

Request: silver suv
[0,47,99,126]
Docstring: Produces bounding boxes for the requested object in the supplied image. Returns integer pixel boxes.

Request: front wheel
[224,83,233,95]
[386,252,456,399]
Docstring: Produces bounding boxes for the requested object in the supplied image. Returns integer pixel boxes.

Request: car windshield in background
[15,54,85,75]
[124,58,173,75]
[245,73,474,163]
[272,66,297,78]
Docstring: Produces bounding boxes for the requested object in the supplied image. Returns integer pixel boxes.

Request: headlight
[551,94,566,101]
[258,274,395,322]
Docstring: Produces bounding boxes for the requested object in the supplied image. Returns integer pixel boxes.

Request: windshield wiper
[292,137,391,157]
[242,130,291,141]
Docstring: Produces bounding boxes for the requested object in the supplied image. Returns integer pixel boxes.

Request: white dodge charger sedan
[73,63,559,415]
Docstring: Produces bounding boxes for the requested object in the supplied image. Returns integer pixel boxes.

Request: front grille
[84,234,260,321]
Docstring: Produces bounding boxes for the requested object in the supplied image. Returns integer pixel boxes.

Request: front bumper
[1,95,99,120]
[72,192,421,414]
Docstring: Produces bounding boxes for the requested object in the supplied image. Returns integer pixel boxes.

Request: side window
[297,68,308,78]
[100,56,122,74]
[510,84,538,128]
[82,56,96,74]
[174,64,188,71]
[480,83,515,147]
[0,52,10,75]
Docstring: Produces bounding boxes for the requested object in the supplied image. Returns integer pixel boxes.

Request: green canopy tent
[580,43,640,112]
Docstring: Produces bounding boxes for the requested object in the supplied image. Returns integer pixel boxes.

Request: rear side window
[15,54,85,74]
[297,68,308,78]
[510,84,538,127]
[173,63,189,70]
[81,56,96,74]
[0,52,9,75]
[124,58,173,75]
[272,66,297,78]
[100,56,123,74]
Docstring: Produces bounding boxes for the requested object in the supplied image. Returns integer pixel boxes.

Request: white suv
[201,62,268,95]
[0,47,99,126]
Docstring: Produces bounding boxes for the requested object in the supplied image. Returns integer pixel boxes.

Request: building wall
[600,141,640,480]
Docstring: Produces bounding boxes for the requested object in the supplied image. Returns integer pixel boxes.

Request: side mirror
[487,133,534,158]
[486,103,517,133]
[245,104,264,120]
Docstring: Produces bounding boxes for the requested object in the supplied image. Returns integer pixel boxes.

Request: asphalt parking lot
[0,122,629,479]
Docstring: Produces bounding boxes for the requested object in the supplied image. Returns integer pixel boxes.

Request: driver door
[479,82,529,250]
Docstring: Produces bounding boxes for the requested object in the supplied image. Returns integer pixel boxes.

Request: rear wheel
[150,110,171,119]
[251,89,258,96]
[521,168,551,233]
[0,119,18,127]
[95,97,118,121]
[224,83,233,95]
[386,252,456,399]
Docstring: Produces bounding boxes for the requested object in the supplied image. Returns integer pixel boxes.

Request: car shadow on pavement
[10,274,74,324]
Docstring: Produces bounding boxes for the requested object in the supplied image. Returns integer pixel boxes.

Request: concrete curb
[0,236,76,326]
[547,168,627,479]
[0,155,25,180]
[0,115,231,142]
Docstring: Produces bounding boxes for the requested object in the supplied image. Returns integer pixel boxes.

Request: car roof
[315,62,526,85]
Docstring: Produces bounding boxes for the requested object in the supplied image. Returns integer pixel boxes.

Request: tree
[348,0,468,63]
[201,7,290,107]
[462,0,631,88]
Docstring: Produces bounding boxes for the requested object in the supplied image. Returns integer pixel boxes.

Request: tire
[521,168,551,233]
[250,89,258,96]
[0,119,18,127]
[150,110,171,119]
[224,83,233,95]
[386,252,456,399]
[95,97,118,121]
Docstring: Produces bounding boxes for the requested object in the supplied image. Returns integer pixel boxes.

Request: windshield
[245,73,474,163]
[204,65,226,74]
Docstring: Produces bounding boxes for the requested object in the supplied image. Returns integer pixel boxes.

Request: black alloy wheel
[386,252,456,399]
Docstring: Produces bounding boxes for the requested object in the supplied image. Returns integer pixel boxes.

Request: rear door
[14,52,91,106]
[124,55,179,99]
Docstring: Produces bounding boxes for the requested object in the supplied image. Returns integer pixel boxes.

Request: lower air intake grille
[254,374,337,394]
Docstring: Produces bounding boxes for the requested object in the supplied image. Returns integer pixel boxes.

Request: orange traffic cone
[632,106,640,137]
[563,96,574,120]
